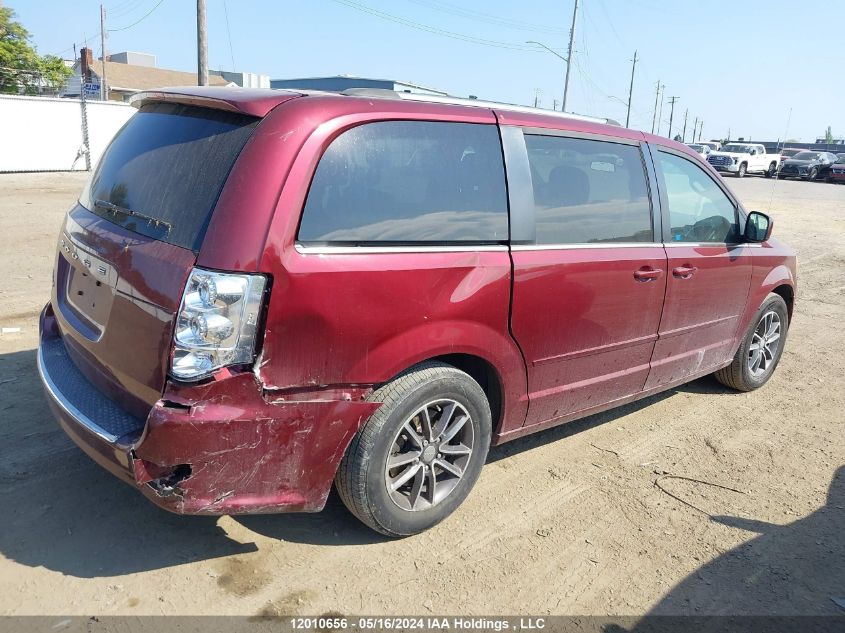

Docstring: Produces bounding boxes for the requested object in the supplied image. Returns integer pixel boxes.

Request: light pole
[526,40,570,112]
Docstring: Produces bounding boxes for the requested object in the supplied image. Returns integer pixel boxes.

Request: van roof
[131,86,621,127]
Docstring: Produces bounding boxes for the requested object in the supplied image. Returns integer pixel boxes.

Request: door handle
[672,265,698,279]
[633,267,663,282]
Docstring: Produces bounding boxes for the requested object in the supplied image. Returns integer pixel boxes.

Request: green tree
[824,126,834,144]
[0,7,72,94]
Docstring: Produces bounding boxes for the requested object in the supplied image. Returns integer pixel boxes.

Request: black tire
[764,162,777,178]
[335,361,492,537]
[807,167,818,181]
[737,162,747,178]
[714,294,789,392]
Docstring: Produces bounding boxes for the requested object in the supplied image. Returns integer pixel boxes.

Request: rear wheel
[764,162,777,178]
[737,162,747,178]
[335,361,492,537]
[714,294,789,391]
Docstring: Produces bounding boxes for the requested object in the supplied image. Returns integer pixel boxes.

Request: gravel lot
[0,172,842,617]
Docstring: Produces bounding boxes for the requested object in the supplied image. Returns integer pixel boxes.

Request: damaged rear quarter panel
[135,373,380,514]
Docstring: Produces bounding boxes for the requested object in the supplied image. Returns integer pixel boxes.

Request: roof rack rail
[339,88,620,126]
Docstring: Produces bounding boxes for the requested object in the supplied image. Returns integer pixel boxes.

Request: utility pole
[197,0,208,86]
[553,99,560,111]
[99,4,108,100]
[651,80,662,134]
[667,96,679,138]
[698,121,704,142]
[562,0,579,113]
[534,88,541,108]
[681,109,688,142]
[625,50,638,128]
[656,85,665,135]
[692,117,698,144]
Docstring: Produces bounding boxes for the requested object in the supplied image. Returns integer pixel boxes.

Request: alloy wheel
[748,311,782,377]
[384,399,474,511]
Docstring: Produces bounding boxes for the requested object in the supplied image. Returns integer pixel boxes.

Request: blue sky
[12,0,845,141]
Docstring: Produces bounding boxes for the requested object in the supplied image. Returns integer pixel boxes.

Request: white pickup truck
[706,143,781,178]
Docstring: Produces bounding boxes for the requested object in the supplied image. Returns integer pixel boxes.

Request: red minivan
[38,88,796,536]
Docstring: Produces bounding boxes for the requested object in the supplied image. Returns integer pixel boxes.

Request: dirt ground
[0,172,842,617]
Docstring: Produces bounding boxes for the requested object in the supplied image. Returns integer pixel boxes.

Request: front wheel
[807,167,818,181]
[335,361,492,536]
[737,162,747,178]
[714,294,789,391]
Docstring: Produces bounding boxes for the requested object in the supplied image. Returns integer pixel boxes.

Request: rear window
[297,121,508,244]
[83,103,259,251]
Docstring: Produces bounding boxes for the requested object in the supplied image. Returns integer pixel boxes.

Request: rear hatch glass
[51,102,259,417]
[83,102,259,251]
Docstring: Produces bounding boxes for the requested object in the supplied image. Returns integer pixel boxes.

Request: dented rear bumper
[38,303,381,515]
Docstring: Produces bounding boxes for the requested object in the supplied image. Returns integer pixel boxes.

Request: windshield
[83,103,260,252]
[722,144,753,153]
[792,152,820,161]
[836,156,845,164]
[688,144,705,152]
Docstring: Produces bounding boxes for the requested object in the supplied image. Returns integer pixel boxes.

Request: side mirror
[745,211,773,242]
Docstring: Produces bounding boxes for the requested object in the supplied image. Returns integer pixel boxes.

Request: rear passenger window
[298,121,508,244]
[657,151,739,243]
[524,134,652,244]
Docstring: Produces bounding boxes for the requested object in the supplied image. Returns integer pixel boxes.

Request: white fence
[0,94,134,173]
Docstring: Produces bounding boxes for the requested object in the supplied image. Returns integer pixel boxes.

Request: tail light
[170,267,267,381]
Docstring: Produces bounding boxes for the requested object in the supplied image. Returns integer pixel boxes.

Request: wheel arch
[429,353,504,437]
[373,351,511,439]
[771,283,794,321]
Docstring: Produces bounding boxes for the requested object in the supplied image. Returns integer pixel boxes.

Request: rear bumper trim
[37,336,144,445]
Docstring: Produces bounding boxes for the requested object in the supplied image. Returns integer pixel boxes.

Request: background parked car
[687,143,711,158]
[780,148,804,162]
[778,151,839,181]
[829,154,845,184]
[707,143,780,178]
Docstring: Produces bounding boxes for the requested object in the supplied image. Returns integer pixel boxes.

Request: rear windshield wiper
[93,199,172,234]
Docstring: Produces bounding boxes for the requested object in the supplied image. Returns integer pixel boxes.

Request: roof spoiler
[129,87,302,117]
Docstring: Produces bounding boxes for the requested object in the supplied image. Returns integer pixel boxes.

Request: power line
[108,0,166,32]
[223,0,236,72]
[593,0,625,47]
[110,0,147,19]
[48,0,151,57]
[401,0,567,34]
[329,0,536,50]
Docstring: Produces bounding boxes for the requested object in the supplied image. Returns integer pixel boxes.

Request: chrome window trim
[36,343,122,444]
[663,242,758,248]
[511,242,661,251]
[296,242,756,254]
[294,243,509,255]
